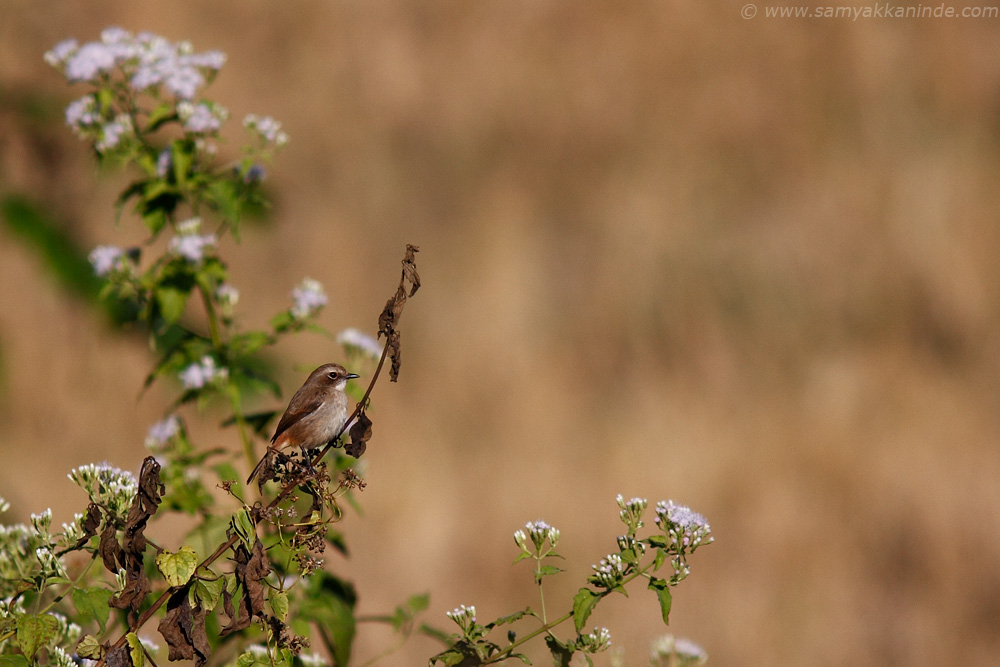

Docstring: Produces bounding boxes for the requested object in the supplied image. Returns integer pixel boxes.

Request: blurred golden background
[3,2,1000,665]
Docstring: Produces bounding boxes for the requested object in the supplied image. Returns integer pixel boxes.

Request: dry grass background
[2,2,1000,665]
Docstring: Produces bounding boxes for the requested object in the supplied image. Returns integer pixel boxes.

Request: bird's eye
[328,371,338,380]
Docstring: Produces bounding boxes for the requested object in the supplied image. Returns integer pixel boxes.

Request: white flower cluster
[88,245,126,277]
[168,217,217,264]
[445,604,477,633]
[179,356,228,390]
[178,101,229,134]
[68,463,138,518]
[61,512,88,545]
[45,27,225,98]
[514,519,560,553]
[145,415,181,450]
[290,278,328,319]
[337,328,383,360]
[591,553,626,588]
[578,626,612,653]
[616,494,648,532]
[653,500,712,555]
[244,114,289,147]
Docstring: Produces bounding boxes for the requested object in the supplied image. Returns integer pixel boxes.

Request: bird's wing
[271,397,324,445]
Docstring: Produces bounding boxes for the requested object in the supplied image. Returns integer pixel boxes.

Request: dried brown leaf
[110,458,162,613]
[402,244,420,296]
[386,330,402,382]
[73,503,102,550]
[158,588,211,667]
[99,520,122,575]
[345,411,372,458]
[105,644,132,667]
[220,539,271,636]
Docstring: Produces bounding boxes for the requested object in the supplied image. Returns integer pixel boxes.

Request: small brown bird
[247,363,359,484]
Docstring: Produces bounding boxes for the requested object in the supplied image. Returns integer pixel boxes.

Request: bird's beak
[347,373,360,380]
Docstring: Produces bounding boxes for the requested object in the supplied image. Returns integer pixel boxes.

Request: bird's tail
[246,450,270,484]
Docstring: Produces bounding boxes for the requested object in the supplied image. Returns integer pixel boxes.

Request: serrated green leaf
[156,286,189,324]
[0,655,30,667]
[72,586,113,631]
[126,632,144,667]
[16,613,59,660]
[488,609,529,628]
[429,647,468,666]
[208,179,241,228]
[77,634,104,660]
[270,310,296,333]
[648,577,672,625]
[655,550,668,573]
[537,564,564,578]
[269,588,289,621]
[512,551,533,565]
[155,546,199,587]
[572,588,600,633]
[142,208,167,236]
[231,508,256,550]
[172,141,193,188]
[544,634,574,667]
[147,104,177,131]
[646,535,668,549]
[190,575,225,612]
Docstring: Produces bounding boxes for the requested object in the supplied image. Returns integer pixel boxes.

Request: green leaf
[298,572,357,667]
[648,577,672,625]
[646,535,668,549]
[572,588,600,633]
[155,546,199,587]
[172,140,194,188]
[544,634,574,667]
[0,656,30,667]
[270,310,296,333]
[142,207,167,236]
[208,179,242,226]
[652,547,666,572]
[72,586,113,631]
[147,104,177,131]
[190,575,225,612]
[511,551,532,565]
[77,634,104,660]
[536,564,564,578]
[126,632,145,667]
[156,286,190,324]
[16,613,59,660]
[231,508,256,550]
[428,647,469,666]
[269,588,289,621]
[487,609,529,628]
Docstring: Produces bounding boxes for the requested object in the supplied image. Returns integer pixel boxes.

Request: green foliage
[15,614,58,661]
[155,547,199,588]
[72,587,113,631]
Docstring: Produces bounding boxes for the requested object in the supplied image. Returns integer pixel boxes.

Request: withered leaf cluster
[220,539,271,636]
[158,589,210,666]
[101,457,164,616]
[378,244,420,382]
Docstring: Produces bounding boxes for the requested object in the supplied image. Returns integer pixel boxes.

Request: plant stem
[199,284,222,349]
[486,558,658,664]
